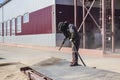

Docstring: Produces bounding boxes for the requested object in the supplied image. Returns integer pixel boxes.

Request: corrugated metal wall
[0,0,56,46]
[21,6,52,35]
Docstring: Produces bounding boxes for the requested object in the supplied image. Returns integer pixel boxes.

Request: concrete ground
[0,44,120,80]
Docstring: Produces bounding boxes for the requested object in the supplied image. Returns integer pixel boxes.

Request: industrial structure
[0,0,120,54]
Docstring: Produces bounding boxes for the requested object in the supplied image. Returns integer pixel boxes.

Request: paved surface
[0,44,120,80]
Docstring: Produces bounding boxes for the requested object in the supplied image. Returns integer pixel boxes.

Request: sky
[0,0,4,3]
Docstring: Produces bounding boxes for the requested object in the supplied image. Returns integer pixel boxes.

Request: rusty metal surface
[21,57,120,80]
[20,67,53,80]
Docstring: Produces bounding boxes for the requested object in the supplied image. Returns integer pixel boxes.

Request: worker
[58,21,80,66]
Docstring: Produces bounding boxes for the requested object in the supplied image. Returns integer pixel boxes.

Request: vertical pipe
[83,0,86,48]
[74,0,77,27]
[52,3,56,33]
[2,7,4,43]
[52,2,56,46]
[102,0,105,53]
[111,0,115,52]
[99,0,102,27]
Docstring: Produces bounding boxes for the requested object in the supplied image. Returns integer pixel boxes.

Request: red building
[0,0,120,54]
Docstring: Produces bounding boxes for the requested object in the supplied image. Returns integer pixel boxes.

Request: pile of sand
[0,62,28,80]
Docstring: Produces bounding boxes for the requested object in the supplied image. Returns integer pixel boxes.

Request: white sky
[0,0,4,3]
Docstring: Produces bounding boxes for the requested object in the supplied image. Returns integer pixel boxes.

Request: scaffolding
[74,0,115,53]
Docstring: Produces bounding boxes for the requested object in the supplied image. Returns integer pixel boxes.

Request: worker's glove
[70,39,73,42]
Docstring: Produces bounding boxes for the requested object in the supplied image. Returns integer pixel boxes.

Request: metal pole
[74,0,77,27]
[99,0,102,28]
[2,7,4,43]
[111,0,115,52]
[52,3,56,33]
[83,0,86,48]
[78,0,97,32]
[102,0,105,53]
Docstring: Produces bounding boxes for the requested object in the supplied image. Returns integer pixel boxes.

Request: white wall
[0,8,2,22]
[1,34,56,47]
[0,36,3,42]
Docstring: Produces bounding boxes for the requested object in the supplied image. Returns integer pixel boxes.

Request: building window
[0,23,2,36]
[23,13,29,23]
[17,16,22,33]
[7,20,10,36]
[12,18,15,35]
[4,22,7,36]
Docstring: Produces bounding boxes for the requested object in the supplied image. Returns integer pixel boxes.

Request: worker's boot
[70,62,78,66]
[70,52,78,66]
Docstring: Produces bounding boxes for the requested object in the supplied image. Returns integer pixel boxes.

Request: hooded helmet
[58,21,70,38]
[58,21,69,32]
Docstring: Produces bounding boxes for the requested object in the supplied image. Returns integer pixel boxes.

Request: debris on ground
[0,62,28,80]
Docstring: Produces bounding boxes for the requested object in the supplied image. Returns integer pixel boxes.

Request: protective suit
[58,21,80,66]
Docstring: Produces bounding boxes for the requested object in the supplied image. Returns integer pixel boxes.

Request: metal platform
[21,57,120,80]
